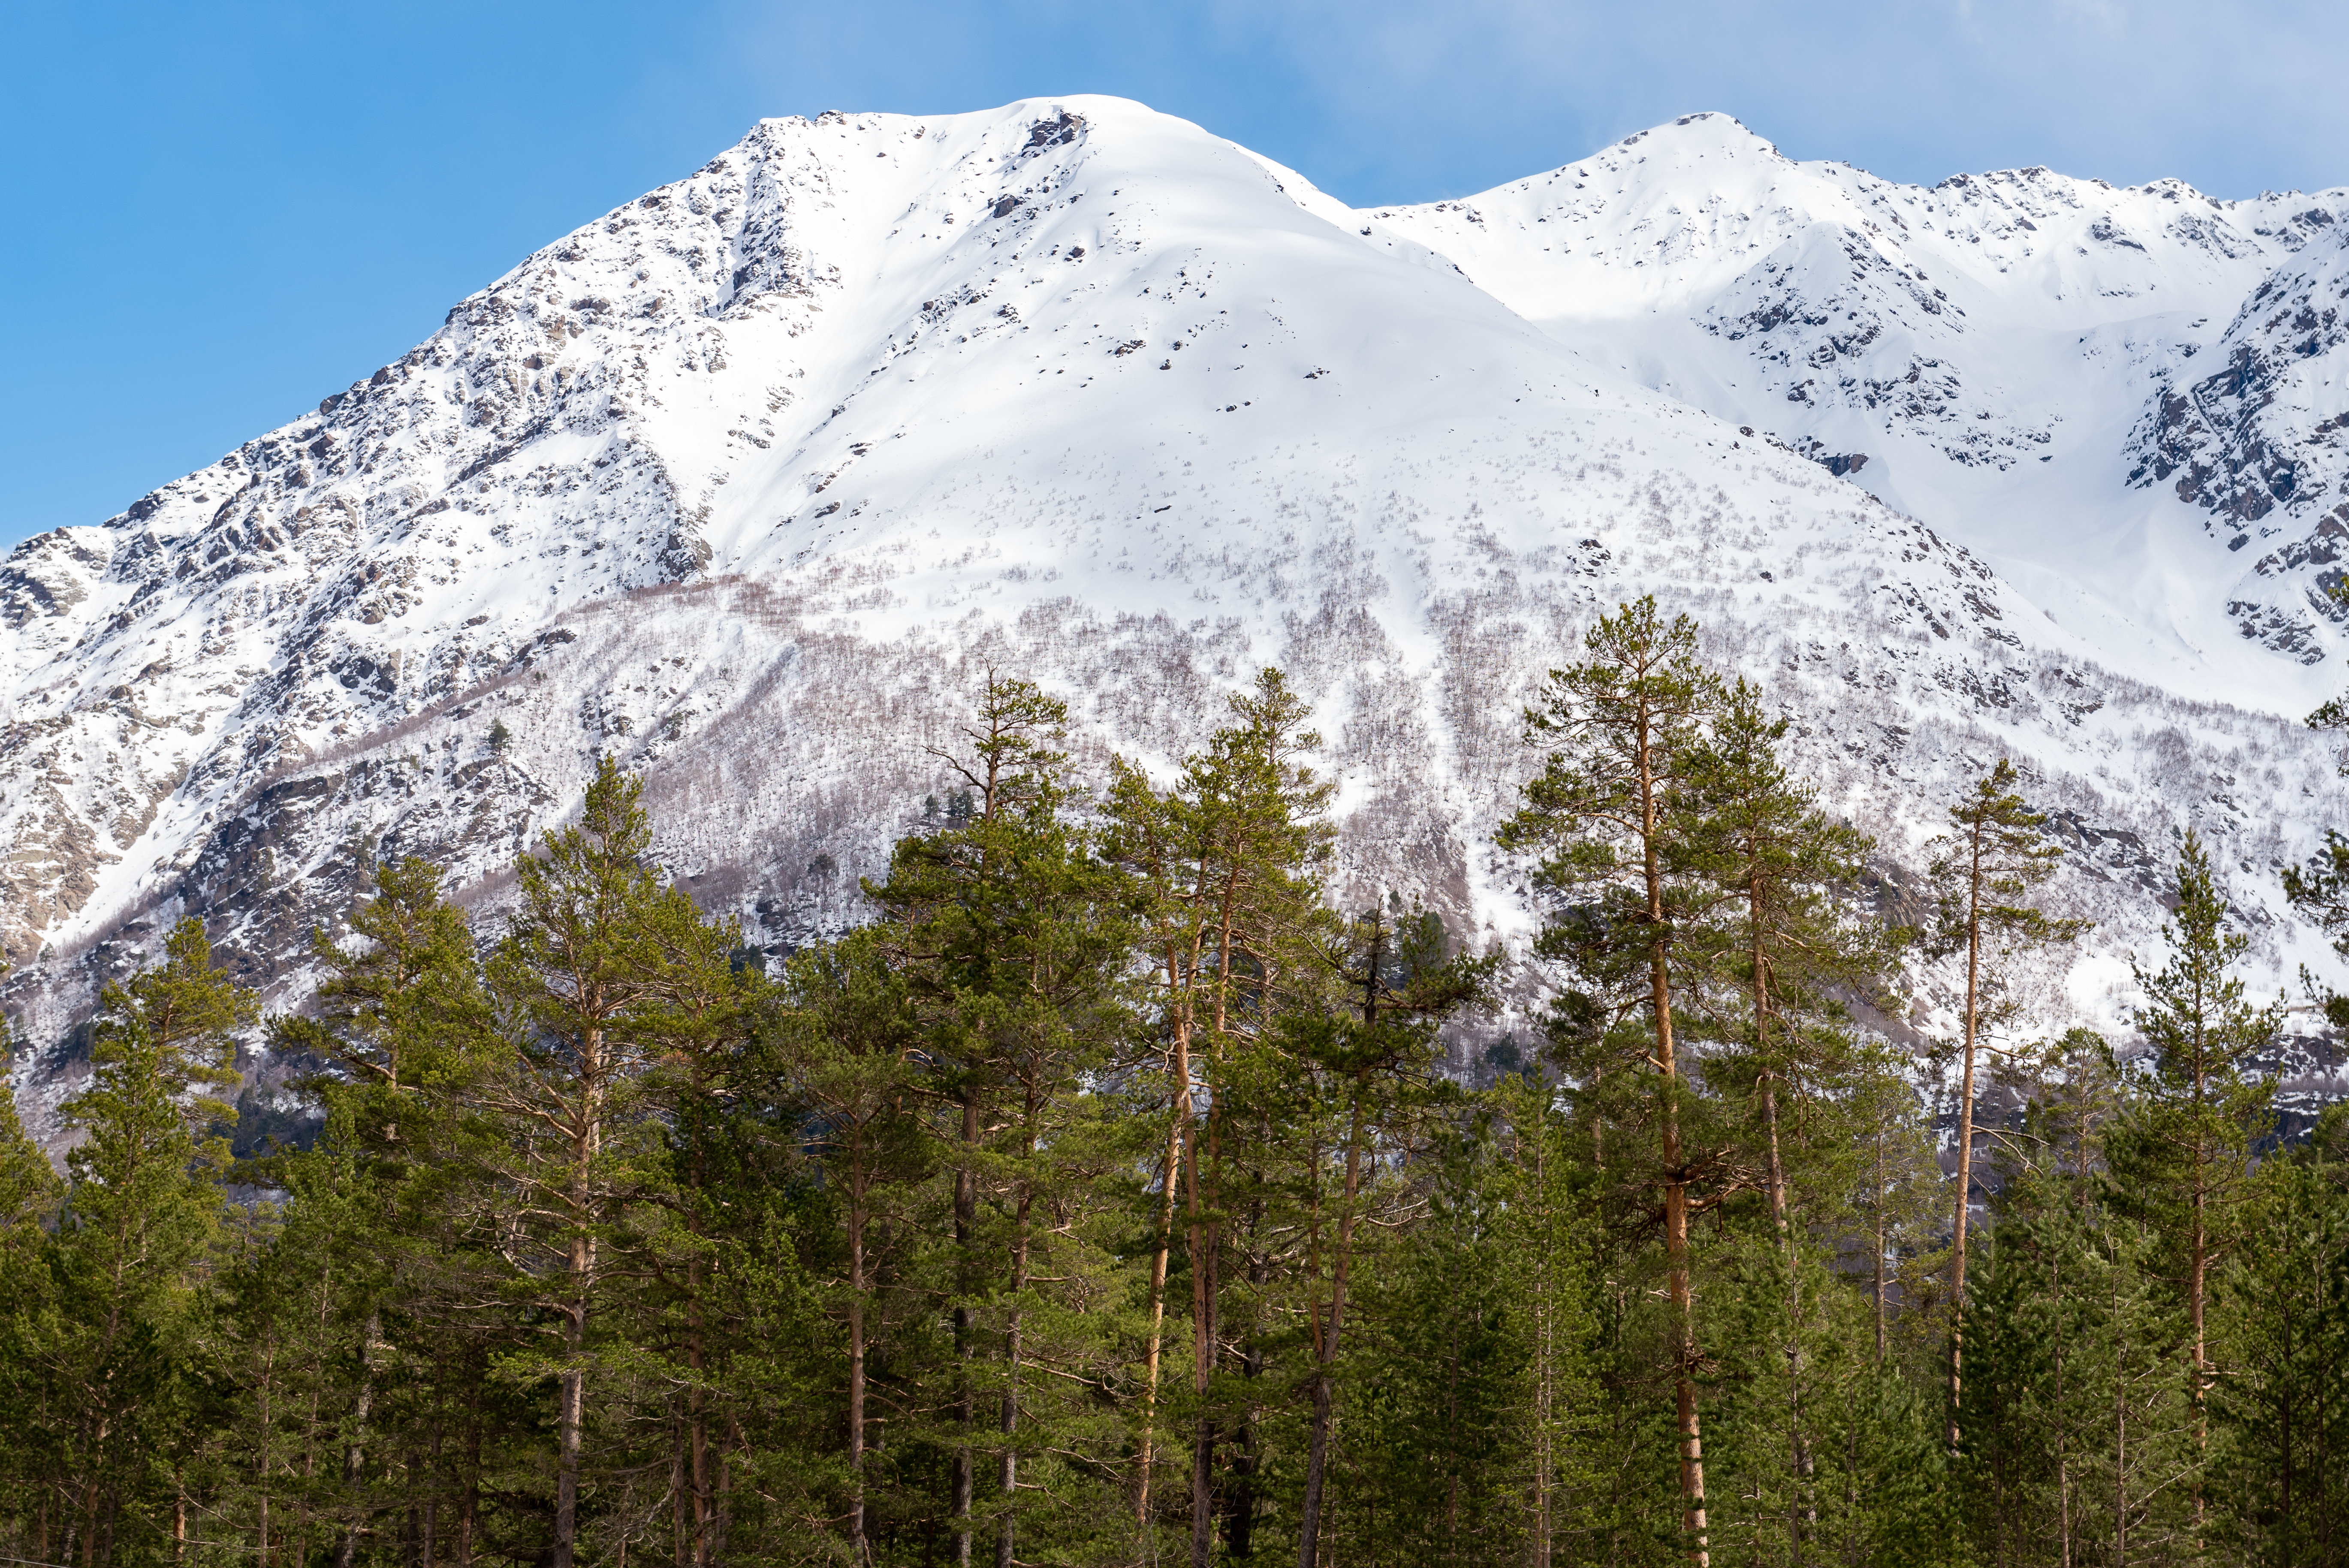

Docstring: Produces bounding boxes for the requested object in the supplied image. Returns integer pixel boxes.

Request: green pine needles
[0,611,2339,1568]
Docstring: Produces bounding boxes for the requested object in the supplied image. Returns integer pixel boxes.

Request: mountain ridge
[1369,110,2349,700]
[6,96,2346,1137]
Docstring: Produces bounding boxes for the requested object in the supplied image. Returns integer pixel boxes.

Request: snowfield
[6,97,2346,1134]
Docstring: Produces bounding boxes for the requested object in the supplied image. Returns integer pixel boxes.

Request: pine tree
[2213,1142,2349,1566]
[1337,1110,1519,1562]
[0,1016,66,1560]
[1331,1076,1598,1568]
[1491,1070,1601,1568]
[1499,595,1725,1567]
[2095,1215,2201,1567]
[21,626,2349,1568]
[1288,903,1494,1568]
[212,1170,330,1568]
[0,1011,57,1243]
[1848,1042,1942,1375]
[866,672,1138,1568]
[1098,666,1333,1557]
[48,918,255,1568]
[1686,679,1887,1230]
[775,929,924,1561]
[275,856,497,1158]
[1176,926,1325,1565]
[1960,1156,2113,1568]
[261,857,503,1568]
[1978,1026,2120,1568]
[1824,1357,1955,1568]
[2107,829,2282,1540]
[480,756,706,1568]
[1926,758,2089,1456]
[1965,1162,2195,1568]
[1683,677,1893,1564]
[2282,829,2349,1029]
[2028,1027,2122,1214]
[687,1034,837,1568]
[630,877,766,1568]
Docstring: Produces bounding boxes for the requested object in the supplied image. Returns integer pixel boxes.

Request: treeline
[2,597,2346,1568]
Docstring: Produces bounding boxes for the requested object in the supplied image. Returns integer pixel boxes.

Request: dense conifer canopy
[0,619,2341,1568]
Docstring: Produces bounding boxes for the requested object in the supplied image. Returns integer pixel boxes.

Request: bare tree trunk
[1752,910,1811,1565]
[1601,704,1707,1568]
[1532,1124,1555,1568]
[1950,826,1985,1457]
[1655,938,1707,1560]
[1294,1126,1328,1568]
[2114,1233,2128,1568]
[1300,1374,1334,1568]
[2054,1248,2070,1568]
[953,1093,979,1568]
[78,1427,103,1568]
[689,1250,710,1565]
[1755,913,1786,1238]
[1137,951,1197,1536]
[998,1106,1034,1568]
[1297,925,1386,1568]
[2059,1454,2072,1568]
[1873,1118,1888,1367]
[556,1291,587,1568]
[1136,1121,1182,1532]
[554,1016,606,1568]
[2189,1023,2209,1546]
[257,1344,274,1568]
[335,1312,380,1568]
[1190,1116,1218,1568]
[457,1394,479,1568]
[1191,1414,1218,1568]
[302,1269,327,1568]
[423,1424,440,1568]
[849,1151,871,1563]
[1191,891,1242,1568]
[1298,1061,1372,1568]
[714,1423,735,1565]
[672,1419,690,1568]
[1226,1245,1266,1561]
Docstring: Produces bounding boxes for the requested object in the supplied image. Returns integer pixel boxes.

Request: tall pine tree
[1500,596,1725,1568]
[49,918,254,1568]
[1926,758,2087,1456]
[2107,829,2282,1540]
[481,757,709,1568]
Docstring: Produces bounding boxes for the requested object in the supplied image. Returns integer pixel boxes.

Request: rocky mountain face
[1369,114,2349,679]
[6,98,2348,1136]
[2126,220,2349,594]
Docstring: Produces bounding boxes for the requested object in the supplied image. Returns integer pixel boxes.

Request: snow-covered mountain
[1369,112,2349,686]
[6,98,2347,1131]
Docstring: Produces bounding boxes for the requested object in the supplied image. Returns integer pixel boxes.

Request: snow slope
[5,98,2346,1131]
[1369,111,2349,698]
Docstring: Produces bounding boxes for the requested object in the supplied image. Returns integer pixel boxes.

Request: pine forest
[5,596,2347,1568]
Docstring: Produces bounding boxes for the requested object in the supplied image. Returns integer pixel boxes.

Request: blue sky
[5,0,2346,549]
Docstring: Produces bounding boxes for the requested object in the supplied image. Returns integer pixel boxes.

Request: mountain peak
[1615,109,1783,161]
[4,96,2347,1131]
